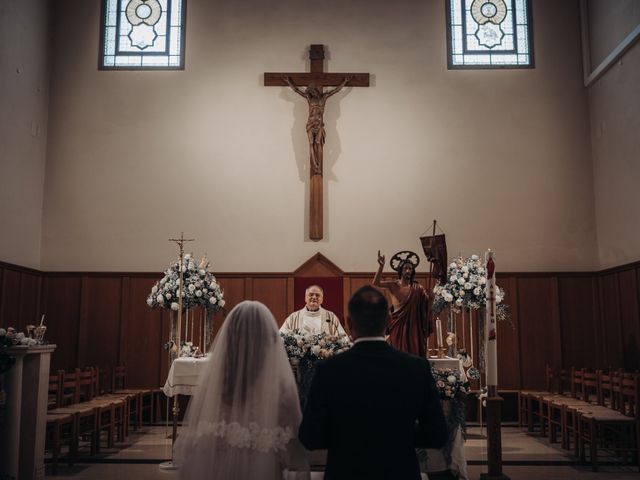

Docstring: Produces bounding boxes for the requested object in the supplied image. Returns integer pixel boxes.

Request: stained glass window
[100,0,186,70]
[446,0,533,68]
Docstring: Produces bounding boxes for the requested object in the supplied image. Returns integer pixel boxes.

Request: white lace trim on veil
[193,420,295,452]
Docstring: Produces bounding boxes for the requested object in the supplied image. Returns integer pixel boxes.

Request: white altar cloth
[162,356,210,397]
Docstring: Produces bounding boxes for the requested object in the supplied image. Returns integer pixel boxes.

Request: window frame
[98,0,187,71]
[445,0,535,70]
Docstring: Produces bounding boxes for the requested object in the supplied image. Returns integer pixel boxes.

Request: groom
[299,285,448,479]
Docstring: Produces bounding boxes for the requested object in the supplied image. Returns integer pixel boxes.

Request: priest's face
[305,286,323,311]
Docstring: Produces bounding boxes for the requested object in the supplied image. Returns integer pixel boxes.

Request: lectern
[0,344,56,480]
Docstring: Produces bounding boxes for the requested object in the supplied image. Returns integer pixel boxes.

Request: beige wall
[38,0,596,273]
[0,0,51,269]
[587,0,640,269]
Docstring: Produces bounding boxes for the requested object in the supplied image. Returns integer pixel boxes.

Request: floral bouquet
[146,254,225,312]
[280,330,351,365]
[0,327,39,347]
[432,367,470,400]
[432,254,509,320]
[281,330,351,409]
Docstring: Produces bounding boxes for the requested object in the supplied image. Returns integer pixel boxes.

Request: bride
[174,301,309,479]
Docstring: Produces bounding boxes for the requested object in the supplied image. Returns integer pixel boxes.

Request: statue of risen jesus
[282,75,351,175]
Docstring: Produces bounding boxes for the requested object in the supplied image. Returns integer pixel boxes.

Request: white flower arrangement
[0,326,39,347]
[280,330,351,364]
[432,255,508,320]
[432,367,470,400]
[146,254,225,312]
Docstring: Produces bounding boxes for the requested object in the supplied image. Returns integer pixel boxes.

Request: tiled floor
[46,425,639,479]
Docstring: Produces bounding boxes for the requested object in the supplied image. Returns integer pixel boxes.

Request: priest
[280,285,346,336]
[373,251,432,357]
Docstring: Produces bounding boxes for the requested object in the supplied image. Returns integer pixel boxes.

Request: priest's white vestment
[280,307,346,336]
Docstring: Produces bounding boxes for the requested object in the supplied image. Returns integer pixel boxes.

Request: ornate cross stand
[159,232,194,471]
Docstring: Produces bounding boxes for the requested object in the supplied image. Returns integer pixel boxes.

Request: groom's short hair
[348,286,388,336]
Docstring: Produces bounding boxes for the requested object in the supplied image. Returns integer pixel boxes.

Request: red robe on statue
[387,282,432,357]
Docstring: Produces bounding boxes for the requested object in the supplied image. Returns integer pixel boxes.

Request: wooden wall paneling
[0,268,21,327]
[252,277,288,325]
[0,267,4,322]
[77,277,89,367]
[287,277,295,317]
[599,273,623,368]
[617,269,639,370]
[342,277,352,333]
[41,275,82,371]
[159,309,171,387]
[496,275,520,389]
[549,277,563,368]
[18,272,41,331]
[516,277,556,390]
[118,277,130,366]
[214,277,247,338]
[245,277,253,299]
[81,277,123,369]
[124,277,165,388]
[592,276,604,367]
[558,276,598,369]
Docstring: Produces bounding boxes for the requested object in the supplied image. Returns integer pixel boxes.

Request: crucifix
[165,231,194,459]
[265,45,370,240]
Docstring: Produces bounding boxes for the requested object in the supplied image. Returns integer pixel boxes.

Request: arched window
[100,0,186,70]
[446,0,534,68]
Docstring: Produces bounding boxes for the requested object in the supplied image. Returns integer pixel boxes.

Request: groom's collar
[353,336,385,344]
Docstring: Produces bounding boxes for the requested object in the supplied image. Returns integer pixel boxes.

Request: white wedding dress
[174,301,310,480]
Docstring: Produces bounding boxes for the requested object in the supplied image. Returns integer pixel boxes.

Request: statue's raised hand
[377,250,385,267]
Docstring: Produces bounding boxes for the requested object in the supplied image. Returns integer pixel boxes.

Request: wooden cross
[265,45,370,240]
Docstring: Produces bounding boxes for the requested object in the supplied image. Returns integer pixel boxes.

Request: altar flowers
[146,254,225,312]
[280,330,351,364]
[431,254,508,320]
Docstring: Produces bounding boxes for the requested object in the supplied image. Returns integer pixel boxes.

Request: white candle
[436,318,443,348]
[39,314,45,327]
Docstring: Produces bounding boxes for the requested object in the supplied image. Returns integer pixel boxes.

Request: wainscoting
[1,255,638,390]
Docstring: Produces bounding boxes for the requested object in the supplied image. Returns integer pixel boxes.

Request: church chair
[59,368,79,406]
[49,368,101,456]
[598,369,615,408]
[577,372,639,471]
[112,364,155,429]
[534,367,580,438]
[85,366,128,449]
[45,412,77,475]
[48,371,63,410]
[546,368,597,445]
[518,364,556,433]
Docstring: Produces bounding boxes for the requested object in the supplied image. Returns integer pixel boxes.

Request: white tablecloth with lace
[162,357,210,397]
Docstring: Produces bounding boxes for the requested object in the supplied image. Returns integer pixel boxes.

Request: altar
[162,356,209,397]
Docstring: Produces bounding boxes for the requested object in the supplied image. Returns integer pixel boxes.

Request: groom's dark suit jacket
[299,340,448,480]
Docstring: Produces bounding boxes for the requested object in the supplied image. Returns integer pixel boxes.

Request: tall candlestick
[435,318,443,348]
[485,249,498,388]
[39,314,45,327]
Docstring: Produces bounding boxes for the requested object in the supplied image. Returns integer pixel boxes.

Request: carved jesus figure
[282,75,351,175]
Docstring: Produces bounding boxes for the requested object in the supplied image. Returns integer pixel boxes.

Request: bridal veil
[174,300,310,479]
